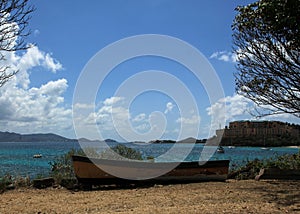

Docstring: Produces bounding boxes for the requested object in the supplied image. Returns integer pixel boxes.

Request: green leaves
[100,144,143,160]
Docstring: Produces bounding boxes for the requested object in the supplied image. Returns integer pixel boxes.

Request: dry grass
[1,180,300,214]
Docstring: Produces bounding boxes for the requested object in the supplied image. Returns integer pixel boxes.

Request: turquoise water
[0,141,299,178]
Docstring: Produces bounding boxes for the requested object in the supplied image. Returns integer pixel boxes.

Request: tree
[232,0,300,118]
[0,0,34,87]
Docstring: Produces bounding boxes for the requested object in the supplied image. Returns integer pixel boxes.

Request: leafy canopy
[232,0,300,117]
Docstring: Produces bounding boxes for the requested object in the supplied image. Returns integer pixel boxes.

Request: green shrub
[0,175,31,193]
[99,144,143,160]
[49,148,85,185]
[0,175,12,193]
[229,150,300,179]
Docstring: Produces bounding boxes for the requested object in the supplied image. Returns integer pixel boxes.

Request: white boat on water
[217,146,225,153]
[33,154,42,158]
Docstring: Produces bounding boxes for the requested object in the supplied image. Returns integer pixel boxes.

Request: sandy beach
[1,179,300,214]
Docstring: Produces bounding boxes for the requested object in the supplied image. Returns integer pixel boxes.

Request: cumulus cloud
[103,96,124,106]
[175,114,201,140]
[75,96,177,141]
[164,102,174,114]
[0,45,63,89]
[206,94,300,133]
[0,45,71,136]
[132,113,146,122]
[206,94,253,131]
[78,96,130,132]
[176,115,200,125]
[210,51,237,63]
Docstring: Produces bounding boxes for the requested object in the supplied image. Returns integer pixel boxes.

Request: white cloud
[207,94,253,131]
[132,113,146,122]
[0,12,19,50]
[43,53,63,73]
[0,78,72,134]
[164,102,174,114]
[103,97,124,106]
[0,44,72,136]
[206,94,300,133]
[210,51,237,63]
[174,114,201,140]
[73,103,95,110]
[1,45,63,89]
[33,29,40,37]
[176,115,200,125]
[134,123,150,132]
[73,96,129,135]
[75,96,174,141]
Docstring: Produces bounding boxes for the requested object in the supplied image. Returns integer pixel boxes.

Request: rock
[6,184,15,190]
[33,177,55,189]
[60,178,78,189]
[255,168,300,180]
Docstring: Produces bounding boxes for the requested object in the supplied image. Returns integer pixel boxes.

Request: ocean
[0,141,299,178]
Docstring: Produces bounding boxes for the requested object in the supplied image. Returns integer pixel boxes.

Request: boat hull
[72,155,230,184]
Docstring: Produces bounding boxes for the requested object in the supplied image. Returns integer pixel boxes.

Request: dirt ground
[1,179,300,214]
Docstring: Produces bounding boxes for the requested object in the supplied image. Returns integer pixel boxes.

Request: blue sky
[0,0,299,141]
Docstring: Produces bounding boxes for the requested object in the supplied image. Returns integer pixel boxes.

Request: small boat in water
[71,155,230,185]
[217,146,225,153]
[261,147,271,151]
[33,154,42,158]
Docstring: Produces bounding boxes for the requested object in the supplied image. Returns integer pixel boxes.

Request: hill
[0,131,76,142]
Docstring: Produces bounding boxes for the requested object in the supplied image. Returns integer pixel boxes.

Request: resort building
[216,121,300,146]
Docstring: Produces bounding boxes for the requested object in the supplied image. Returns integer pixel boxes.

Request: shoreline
[285,146,300,149]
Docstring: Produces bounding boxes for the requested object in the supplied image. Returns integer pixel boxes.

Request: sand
[1,179,300,214]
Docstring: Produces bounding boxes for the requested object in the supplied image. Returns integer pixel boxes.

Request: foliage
[49,148,84,184]
[229,150,300,179]
[0,175,12,193]
[0,0,35,87]
[99,144,143,160]
[232,0,300,117]
[0,174,30,193]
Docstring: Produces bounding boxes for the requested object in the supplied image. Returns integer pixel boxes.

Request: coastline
[285,146,300,149]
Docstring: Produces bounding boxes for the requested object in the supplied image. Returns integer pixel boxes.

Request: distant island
[1,120,299,146]
[0,131,76,142]
[0,131,117,143]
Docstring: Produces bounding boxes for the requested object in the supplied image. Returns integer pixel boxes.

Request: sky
[0,0,299,142]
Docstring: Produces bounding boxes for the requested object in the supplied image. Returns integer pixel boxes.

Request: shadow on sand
[237,180,300,211]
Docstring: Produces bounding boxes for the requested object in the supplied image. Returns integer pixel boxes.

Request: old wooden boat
[72,155,230,185]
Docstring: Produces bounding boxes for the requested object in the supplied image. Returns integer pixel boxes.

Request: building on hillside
[215,121,300,146]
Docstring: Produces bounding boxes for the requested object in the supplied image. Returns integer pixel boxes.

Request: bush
[0,174,31,193]
[0,175,12,193]
[49,148,84,185]
[99,144,143,160]
[229,150,300,179]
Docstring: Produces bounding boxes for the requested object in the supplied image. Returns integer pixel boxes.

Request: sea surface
[0,141,299,178]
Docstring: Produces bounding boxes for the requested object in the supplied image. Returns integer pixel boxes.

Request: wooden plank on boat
[72,155,230,185]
